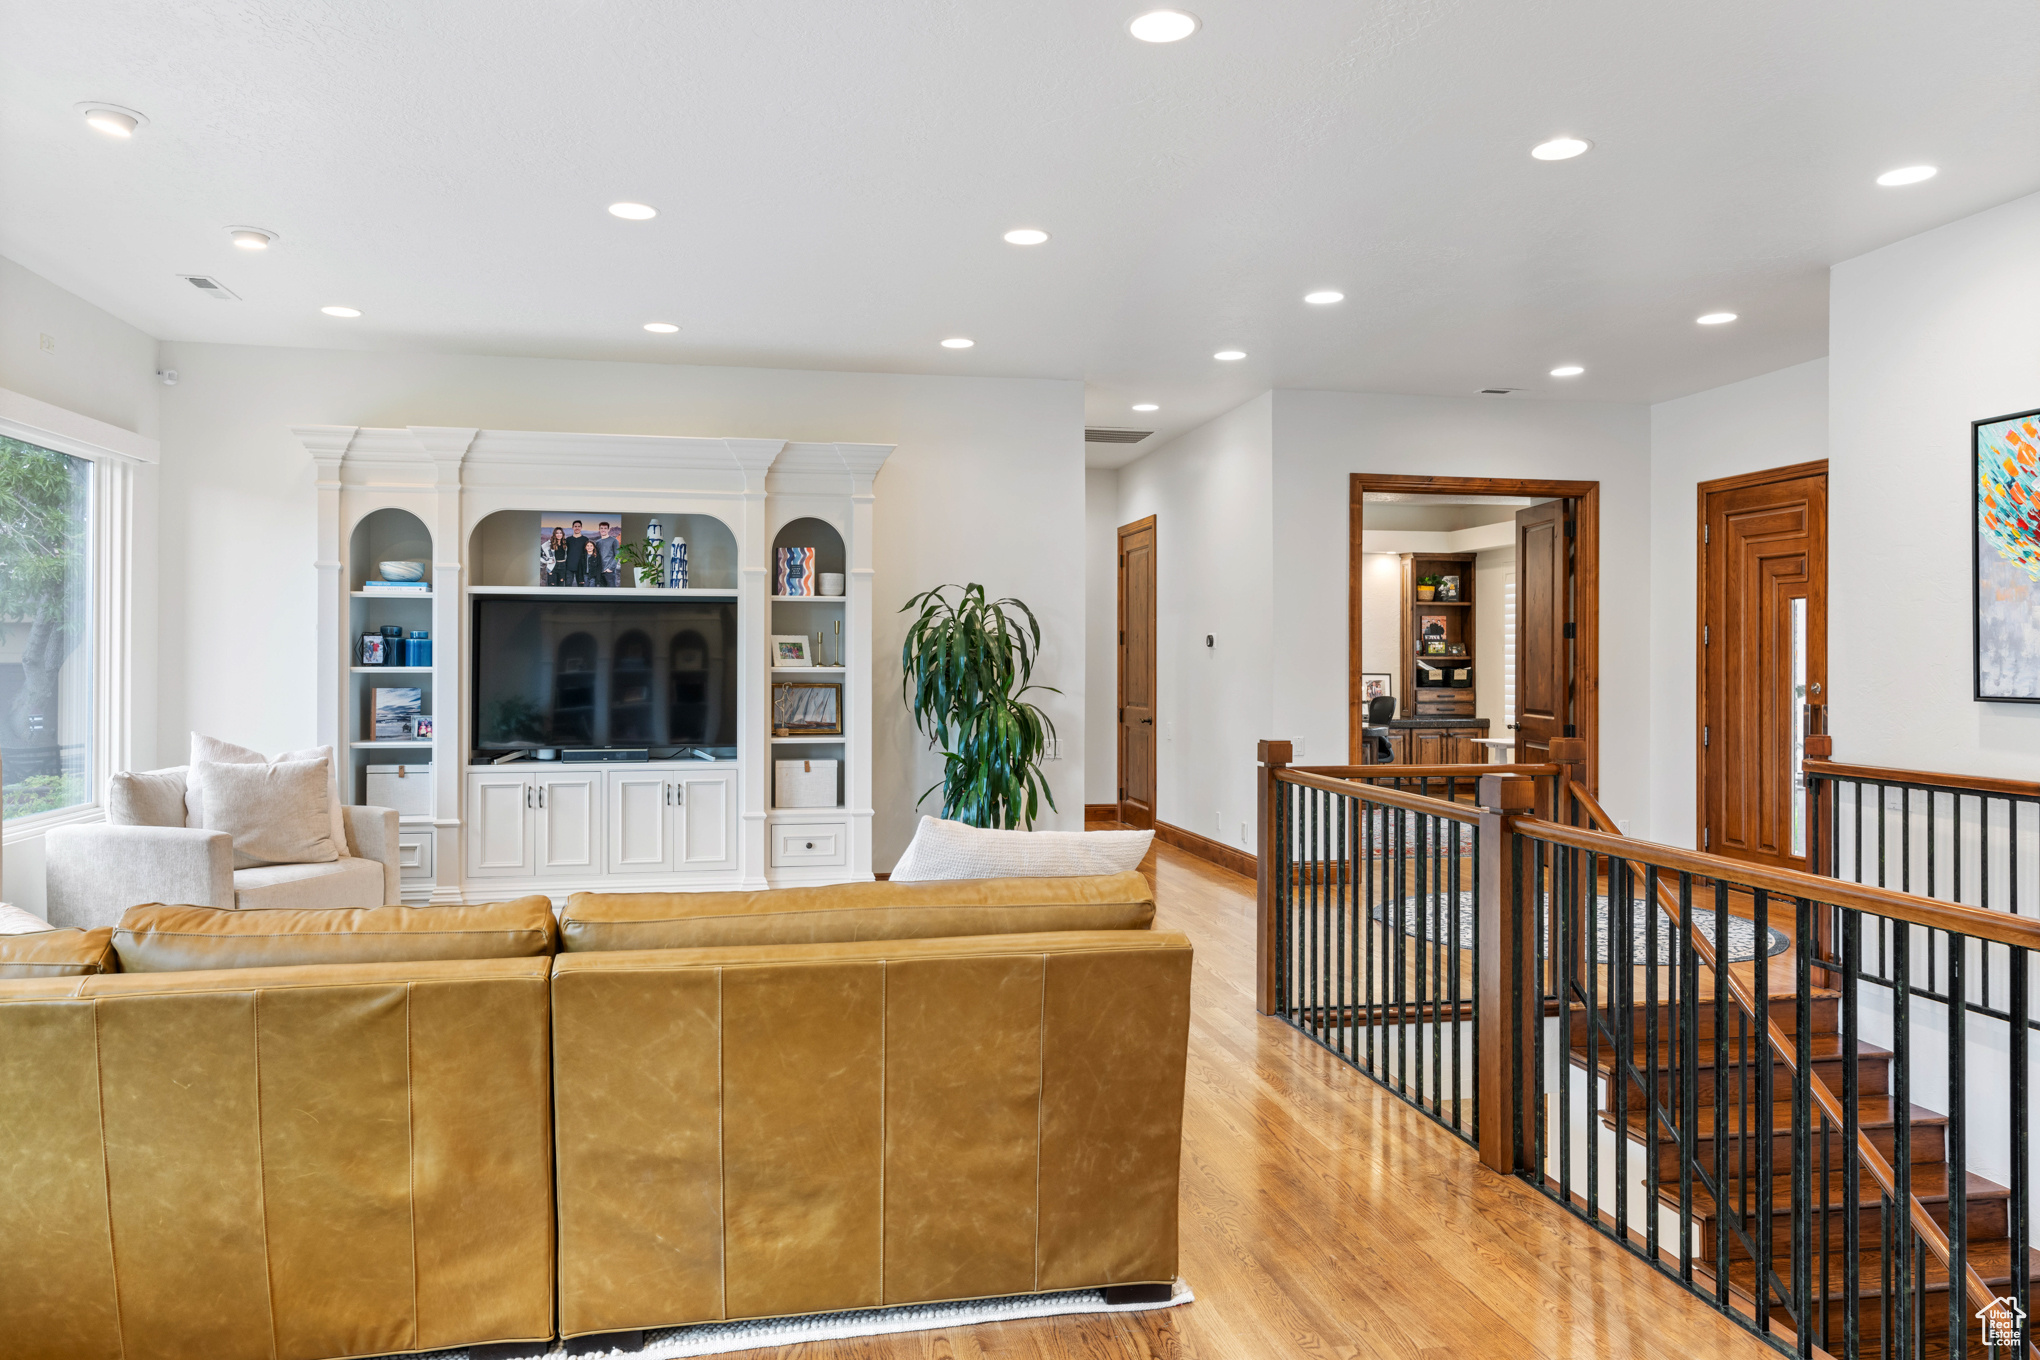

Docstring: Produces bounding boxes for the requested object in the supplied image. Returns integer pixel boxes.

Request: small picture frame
[1361,673,1392,704]
[415,716,433,739]
[771,634,813,668]
[772,681,843,736]
[1435,575,1461,602]
[1446,643,1467,656]
[1425,641,1448,655]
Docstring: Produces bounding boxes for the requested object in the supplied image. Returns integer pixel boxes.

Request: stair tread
[1569,1031,1892,1075]
[1611,1095,1946,1141]
[1667,1165,2009,1220]
[1718,1239,2040,1301]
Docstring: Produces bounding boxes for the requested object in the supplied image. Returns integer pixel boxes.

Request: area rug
[1364,892,1790,964]
[404,1280,1193,1359]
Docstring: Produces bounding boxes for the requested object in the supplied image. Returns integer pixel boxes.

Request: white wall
[1083,467,1120,806]
[0,256,164,911]
[151,341,1087,869]
[1646,357,1829,844]
[1116,393,1274,850]
[1272,390,1655,827]
[1830,189,2040,775]
[1472,545,1515,734]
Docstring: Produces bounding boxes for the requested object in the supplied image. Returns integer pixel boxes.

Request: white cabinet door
[674,769,736,872]
[536,772,602,875]
[606,769,672,874]
[466,772,534,878]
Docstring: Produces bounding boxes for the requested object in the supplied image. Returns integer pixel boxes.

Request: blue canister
[407,631,431,667]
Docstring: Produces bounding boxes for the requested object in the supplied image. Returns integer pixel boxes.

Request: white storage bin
[774,758,839,809]
[366,763,434,818]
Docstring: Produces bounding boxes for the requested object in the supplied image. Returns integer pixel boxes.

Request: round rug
[1366,892,1790,964]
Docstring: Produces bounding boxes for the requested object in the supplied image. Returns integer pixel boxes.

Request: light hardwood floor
[792,841,1779,1360]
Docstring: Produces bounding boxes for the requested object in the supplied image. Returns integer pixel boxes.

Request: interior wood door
[1117,516,1157,829]
[1700,467,1827,870]
[1513,499,1574,769]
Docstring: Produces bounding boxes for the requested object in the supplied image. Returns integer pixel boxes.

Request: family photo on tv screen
[538,511,625,586]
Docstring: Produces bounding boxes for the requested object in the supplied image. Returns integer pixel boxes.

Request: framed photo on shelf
[538,512,625,588]
[1446,643,1467,655]
[1424,641,1448,655]
[373,688,423,740]
[772,681,843,736]
[1420,615,1448,643]
[415,716,433,739]
[1435,575,1461,601]
[1361,672,1392,704]
[771,634,813,668]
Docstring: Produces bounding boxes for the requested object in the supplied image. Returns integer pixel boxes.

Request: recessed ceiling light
[941,337,974,349]
[320,306,361,318]
[1876,165,1937,187]
[1696,311,1737,325]
[78,103,145,138]
[1549,364,1585,377]
[1129,10,1199,41]
[1304,290,1344,305]
[1214,349,1246,361]
[643,322,679,333]
[608,202,658,220]
[1003,228,1049,245]
[1132,403,1159,412]
[1531,137,1592,161]
[228,227,277,251]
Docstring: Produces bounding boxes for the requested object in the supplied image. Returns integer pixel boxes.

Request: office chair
[1364,694,1395,763]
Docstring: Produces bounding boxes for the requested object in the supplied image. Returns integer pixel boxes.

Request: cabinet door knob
[804,841,815,850]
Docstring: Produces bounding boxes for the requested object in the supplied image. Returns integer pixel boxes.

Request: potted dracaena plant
[899,583,1059,829]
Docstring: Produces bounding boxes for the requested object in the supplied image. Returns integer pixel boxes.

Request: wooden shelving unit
[1399,551,1478,720]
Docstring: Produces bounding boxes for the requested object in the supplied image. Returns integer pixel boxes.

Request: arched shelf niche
[771,515,846,591]
[349,507,432,590]
[468,510,739,590]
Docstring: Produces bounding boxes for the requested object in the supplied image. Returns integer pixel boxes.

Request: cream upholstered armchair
[44,762,401,929]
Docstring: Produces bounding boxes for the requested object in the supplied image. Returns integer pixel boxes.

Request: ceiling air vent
[1084,428,1153,444]
[1479,388,1521,396]
[178,274,241,300]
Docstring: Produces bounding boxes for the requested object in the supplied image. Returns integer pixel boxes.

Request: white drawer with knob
[770,820,849,868]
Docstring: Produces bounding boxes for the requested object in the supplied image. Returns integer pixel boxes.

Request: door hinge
[1703,725,1710,747]
[1703,827,1711,850]
[1119,629,1125,645]
[1118,707,1125,724]
[1703,624,1710,645]
[1704,524,1711,544]
[1563,622,1576,639]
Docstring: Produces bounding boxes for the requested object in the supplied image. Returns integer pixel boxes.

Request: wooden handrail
[1299,762,1563,780]
[1804,756,2040,801]
[1551,780,2018,1345]
[1520,809,2040,952]
[1275,767,1484,824]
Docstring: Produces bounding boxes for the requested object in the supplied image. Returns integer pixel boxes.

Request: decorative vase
[666,538,689,589]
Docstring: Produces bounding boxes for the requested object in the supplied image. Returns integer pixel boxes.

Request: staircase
[1572,982,2037,1358]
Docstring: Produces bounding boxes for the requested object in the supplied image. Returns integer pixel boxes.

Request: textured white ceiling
[3,0,2037,462]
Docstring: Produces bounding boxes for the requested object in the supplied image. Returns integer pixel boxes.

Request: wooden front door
[1118,516,1157,830]
[1699,465,1827,870]
[1514,499,1574,769]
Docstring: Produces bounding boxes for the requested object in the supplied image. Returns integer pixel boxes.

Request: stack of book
[362,579,430,594]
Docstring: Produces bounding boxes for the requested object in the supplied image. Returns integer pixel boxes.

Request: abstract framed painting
[1974,407,2040,701]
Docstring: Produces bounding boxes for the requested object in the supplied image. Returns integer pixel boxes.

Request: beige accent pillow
[889,815,1154,882]
[0,901,54,935]
[195,758,340,869]
[106,767,189,828]
[188,733,351,856]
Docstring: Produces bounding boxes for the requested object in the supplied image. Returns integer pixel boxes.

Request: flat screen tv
[471,596,738,753]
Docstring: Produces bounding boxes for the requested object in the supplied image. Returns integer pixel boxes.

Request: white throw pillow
[889,816,1153,883]
[0,902,53,935]
[195,758,341,869]
[189,733,351,857]
[106,767,189,828]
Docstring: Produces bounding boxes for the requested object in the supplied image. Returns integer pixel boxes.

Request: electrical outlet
[1214,811,1222,837]
[1239,821,1249,845]
[1043,735,1061,761]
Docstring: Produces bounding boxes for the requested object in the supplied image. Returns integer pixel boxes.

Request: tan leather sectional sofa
[0,874,1191,1360]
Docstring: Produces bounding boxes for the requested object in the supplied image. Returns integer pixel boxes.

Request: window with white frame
[0,435,94,818]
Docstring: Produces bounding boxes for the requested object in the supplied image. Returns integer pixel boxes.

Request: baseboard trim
[1154,820,1256,879]
[1083,803,1119,821]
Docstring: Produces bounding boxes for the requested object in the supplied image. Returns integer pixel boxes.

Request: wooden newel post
[1476,772,1538,1175]
[1255,740,1293,1017]
[1547,735,1587,824]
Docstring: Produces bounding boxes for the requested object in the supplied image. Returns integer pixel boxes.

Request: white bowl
[379,560,426,582]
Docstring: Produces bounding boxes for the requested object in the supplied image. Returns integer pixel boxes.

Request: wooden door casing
[1118,516,1157,830]
[1513,499,1573,769]
[1699,466,1827,870]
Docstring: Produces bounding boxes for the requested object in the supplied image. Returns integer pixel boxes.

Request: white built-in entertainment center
[299,426,891,903]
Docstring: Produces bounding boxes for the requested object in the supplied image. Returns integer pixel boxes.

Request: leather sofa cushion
[0,956,555,1357]
[550,930,1190,1336]
[0,926,117,978]
[560,871,1154,952]
[112,898,559,973]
